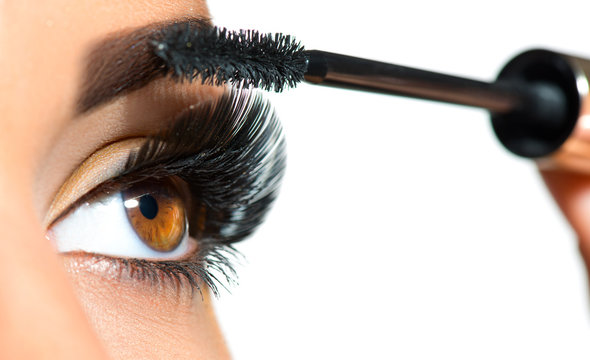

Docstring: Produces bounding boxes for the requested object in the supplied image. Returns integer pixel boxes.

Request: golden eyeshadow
[44,138,147,227]
[123,178,187,252]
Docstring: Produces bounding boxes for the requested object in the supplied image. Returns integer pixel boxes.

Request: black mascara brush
[152,24,590,173]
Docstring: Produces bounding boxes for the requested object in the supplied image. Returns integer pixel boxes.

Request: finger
[539,168,590,269]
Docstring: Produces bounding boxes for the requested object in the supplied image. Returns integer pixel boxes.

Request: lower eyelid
[61,240,215,297]
[60,252,193,296]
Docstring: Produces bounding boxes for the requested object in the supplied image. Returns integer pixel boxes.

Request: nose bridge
[0,156,106,357]
[0,153,54,317]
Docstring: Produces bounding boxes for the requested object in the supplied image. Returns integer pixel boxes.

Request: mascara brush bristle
[152,24,307,92]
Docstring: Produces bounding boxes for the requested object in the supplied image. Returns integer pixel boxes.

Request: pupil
[139,194,159,220]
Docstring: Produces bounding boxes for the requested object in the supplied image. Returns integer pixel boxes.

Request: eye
[44,89,285,294]
[47,177,195,260]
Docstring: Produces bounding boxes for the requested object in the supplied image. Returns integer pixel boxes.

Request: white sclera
[49,192,190,260]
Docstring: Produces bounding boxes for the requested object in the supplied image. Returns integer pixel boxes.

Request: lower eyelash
[121,244,239,297]
[65,241,239,297]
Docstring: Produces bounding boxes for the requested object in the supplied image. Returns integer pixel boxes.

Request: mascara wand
[153,25,590,172]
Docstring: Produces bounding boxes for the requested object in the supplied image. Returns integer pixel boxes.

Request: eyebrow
[76,17,212,115]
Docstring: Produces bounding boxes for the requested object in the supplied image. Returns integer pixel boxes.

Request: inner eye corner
[46,180,123,229]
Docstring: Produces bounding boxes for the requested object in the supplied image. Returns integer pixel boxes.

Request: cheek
[61,256,230,360]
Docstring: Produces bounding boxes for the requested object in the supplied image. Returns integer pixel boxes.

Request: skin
[541,170,590,282]
[0,1,229,359]
[0,1,589,359]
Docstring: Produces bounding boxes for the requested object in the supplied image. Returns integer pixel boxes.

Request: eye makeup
[44,138,145,227]
[49,88,285,295]
[76,17,212,114]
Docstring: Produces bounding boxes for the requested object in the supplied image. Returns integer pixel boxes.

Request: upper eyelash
[76,88,285,295]
[119,87,286,243]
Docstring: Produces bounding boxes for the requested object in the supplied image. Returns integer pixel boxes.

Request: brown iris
[123,179,187,252]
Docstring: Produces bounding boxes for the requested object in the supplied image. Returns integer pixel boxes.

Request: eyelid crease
[44,137,146,227]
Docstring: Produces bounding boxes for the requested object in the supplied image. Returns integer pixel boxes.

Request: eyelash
[61,88,285,296]
[70,242,239,297]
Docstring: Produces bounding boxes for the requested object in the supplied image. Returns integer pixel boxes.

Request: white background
[209,1,590,358]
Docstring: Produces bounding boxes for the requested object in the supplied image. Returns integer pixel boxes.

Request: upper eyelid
[46,131,192,228]
[46,84,223,227]
[42,79,225,228]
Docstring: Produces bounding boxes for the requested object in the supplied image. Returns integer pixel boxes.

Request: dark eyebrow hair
[76,17,212,115]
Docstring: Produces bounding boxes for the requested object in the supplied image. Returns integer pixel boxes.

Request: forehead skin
[0,1,230,359]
